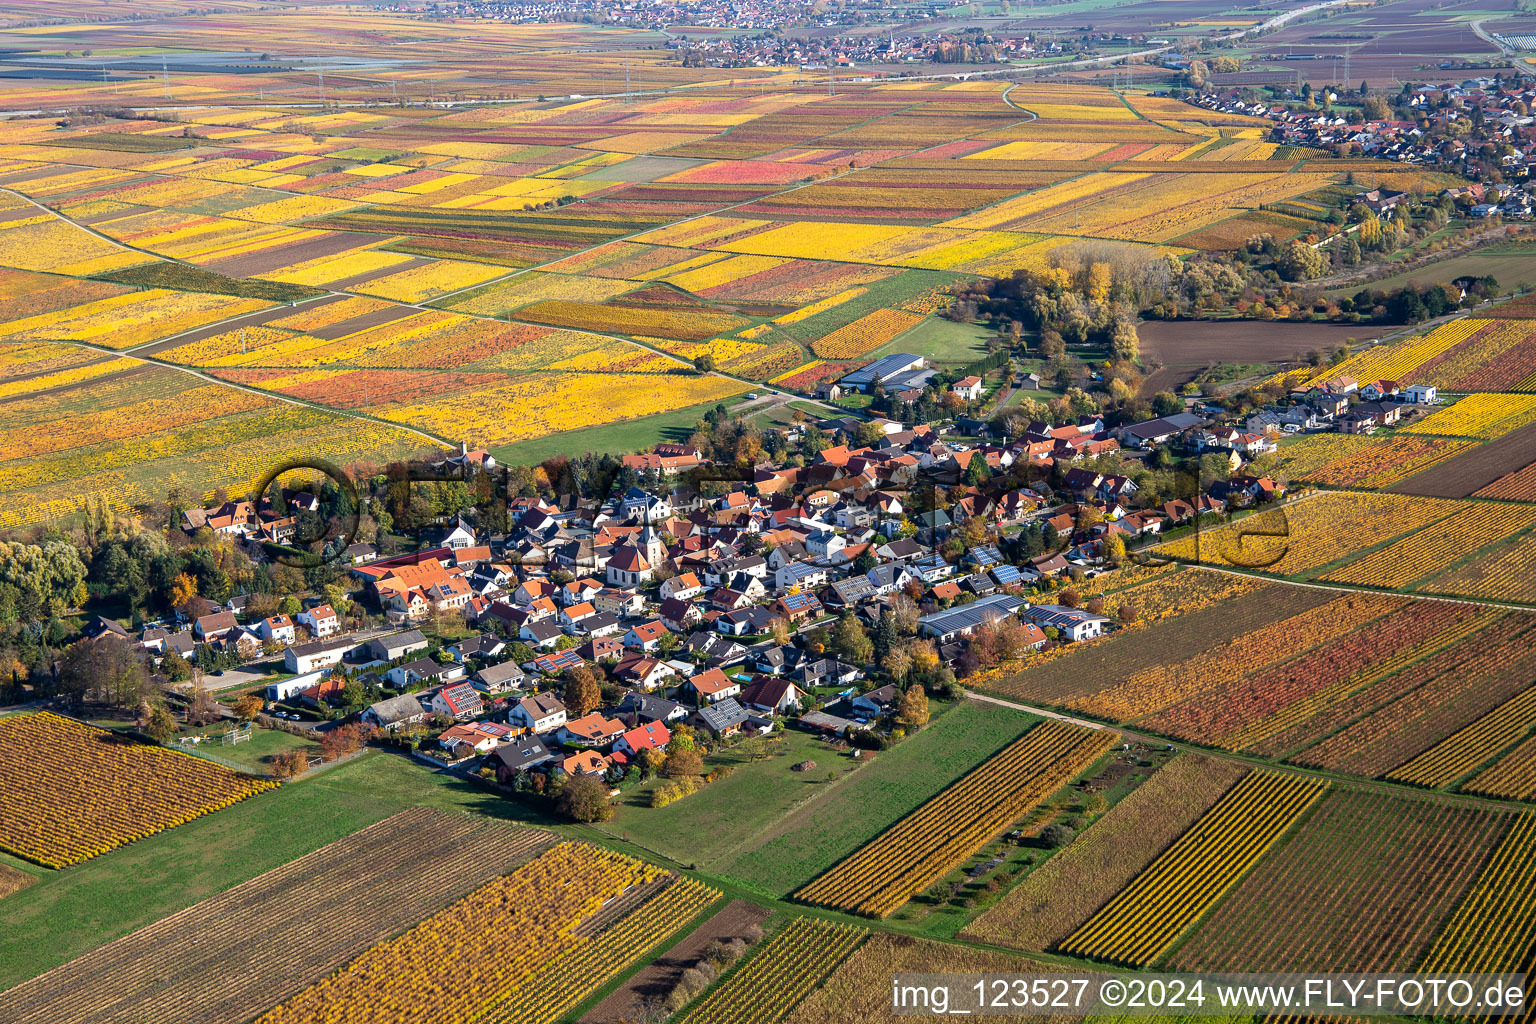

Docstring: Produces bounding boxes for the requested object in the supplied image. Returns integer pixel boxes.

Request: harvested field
[1137,364,1198,398]
[1169,787,1510,971]
[209,233,390,279]
[962,755,1247,952]
[579,900,770,1024]
[982,584,1329,706]
[1137,320,1373,372]
[1390,424,1536,498]
[0,864,32,899]
[0,808,554,1024]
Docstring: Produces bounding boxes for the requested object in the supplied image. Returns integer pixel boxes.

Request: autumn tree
[896,684,930,730]
[268,748,308,779]
[563,665,601,718]
[665,747,705,778]
[171,571,198,609]
[232,694,264,721]
[909,640,941,677]
[558,774,614,822]
[831,614,873,664]
[637,746,667,778]
[142,703,179,744]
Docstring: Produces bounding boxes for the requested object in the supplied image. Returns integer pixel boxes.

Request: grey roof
[368,629,427,657]
[289,636,354,658]
[451,634,501,657]
[477,661,527,686]
[1122,412,1203,440]
[395,657,444,679]
[365,693,427,726]
[840,353,925,388]
[693,697,750,732]
[918,593,1024,635]
[866,564,908,588]
[493,737,554,772]
[619,691,683,721]
[522,621,563,642]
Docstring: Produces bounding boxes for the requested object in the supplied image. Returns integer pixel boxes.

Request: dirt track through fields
[578,899,771,1024]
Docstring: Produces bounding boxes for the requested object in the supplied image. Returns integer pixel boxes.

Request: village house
[1021,604,1110,642]
[438,722,509,758]
[557,713,626,749]
[255,614,296,646]
[561,750,613,778]
[474,661,527,695]
[615,720,671,759]
[430,682,484,720]
[952,375,984,402]
[296,604,340,639]
[361,693,429,732]
[684,667,743,705]
[508,692,567,734]
[284,637,353,675]
[492,737,555,782]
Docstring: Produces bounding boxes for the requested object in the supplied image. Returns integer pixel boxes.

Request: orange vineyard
[0,712,276,868]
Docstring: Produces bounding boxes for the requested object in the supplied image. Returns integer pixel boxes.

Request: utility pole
[162,57,171,100]
[828,61,834,97]
[625,59,631,102]
[317,70,326,107]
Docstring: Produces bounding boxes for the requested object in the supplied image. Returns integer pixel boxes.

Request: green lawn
[870,316,993,366]
[489,394,752,466]
[179,727,320,776]
[1326,246,1536,297]
[715,701,1038,897]
[595,729,837,868]
[0,752,554,990]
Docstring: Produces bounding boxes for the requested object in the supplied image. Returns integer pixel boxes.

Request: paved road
[1471,19,1514,56]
